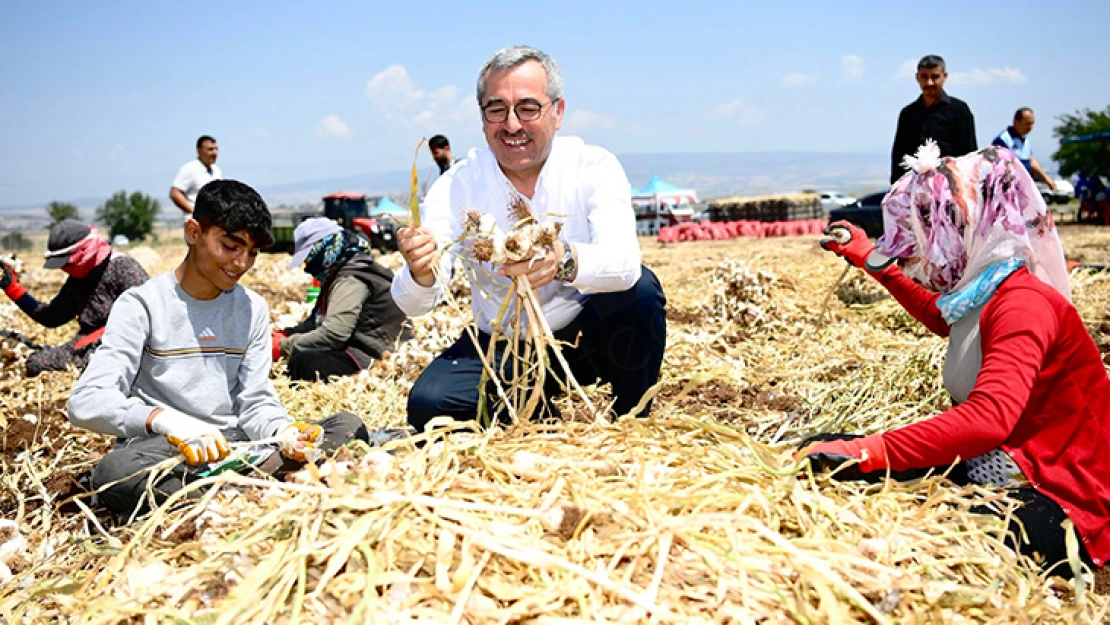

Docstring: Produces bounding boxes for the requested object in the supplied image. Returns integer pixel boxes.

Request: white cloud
[780,72,818,87]
[364,65,425,111]
[562,109,615,132]
[703,99,766,126]
[72,150,84,160]
[249,126,269,137]
[891,59,918,82]
[890,59,1027,86]
[316,115,351,139]
[840,54,864,83]
[365,64,475,130]
[949,67,1027,86]
[107,144,124,159]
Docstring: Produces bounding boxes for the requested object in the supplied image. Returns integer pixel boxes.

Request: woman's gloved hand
[795,432,889,481]
[820,221,875,268]
[271,331,286,362]
[1,263,26,300]
[149,408,231,466]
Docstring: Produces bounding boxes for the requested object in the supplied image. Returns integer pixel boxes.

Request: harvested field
[1,226,1109,623]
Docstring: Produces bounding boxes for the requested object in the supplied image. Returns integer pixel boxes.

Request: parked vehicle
[827,190,887,238]
[1036,179,1074,205]
[269,193,399,254]
[819,191,857,212]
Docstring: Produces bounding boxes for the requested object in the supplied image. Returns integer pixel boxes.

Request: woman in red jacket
[805,142,1108,578]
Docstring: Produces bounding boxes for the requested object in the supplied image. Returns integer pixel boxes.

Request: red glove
[1,264,26,300]
[271,331,286,362]
[820,221,874,268]
[797,434,889,475]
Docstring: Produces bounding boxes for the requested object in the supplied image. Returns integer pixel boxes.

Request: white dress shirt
[391,135,642,334]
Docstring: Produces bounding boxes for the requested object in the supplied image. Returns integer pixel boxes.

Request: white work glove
[149,408,231,466]
[275,421,324,463]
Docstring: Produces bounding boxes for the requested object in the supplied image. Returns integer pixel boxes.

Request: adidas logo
[198,327,217,343]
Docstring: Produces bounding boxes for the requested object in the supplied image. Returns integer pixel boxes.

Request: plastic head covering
[874,141,1070,300]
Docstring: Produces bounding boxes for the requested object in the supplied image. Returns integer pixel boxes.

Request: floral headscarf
[303,230,373,284]
[876,141,1070,302]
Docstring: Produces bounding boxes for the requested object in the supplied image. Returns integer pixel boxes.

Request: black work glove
[0,264,11,290]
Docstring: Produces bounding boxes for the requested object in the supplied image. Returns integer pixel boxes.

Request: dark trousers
[91,412,368,519]
[26,339,93,378]
[288,349,360,382]
[407,266,667,432]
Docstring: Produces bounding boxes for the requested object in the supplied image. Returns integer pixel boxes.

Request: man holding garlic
[393,45,667,431]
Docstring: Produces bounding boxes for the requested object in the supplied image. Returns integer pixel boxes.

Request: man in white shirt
[393,45,667,431]
[170,135,223,219]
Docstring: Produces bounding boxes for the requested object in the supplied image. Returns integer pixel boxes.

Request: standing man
[419,135,458,200]
[428,135,456,175]
[890,55,977,183]
[992,108,1057,190]
[393,45,667,432]
[170,136,222,219]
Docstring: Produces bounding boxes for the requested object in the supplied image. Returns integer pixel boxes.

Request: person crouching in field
[272,217,411,382]
[1,219,148,377]
[801,143,1109,577]
[68,181,369,519]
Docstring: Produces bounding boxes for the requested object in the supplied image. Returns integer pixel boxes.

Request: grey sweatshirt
[68,272,291,441]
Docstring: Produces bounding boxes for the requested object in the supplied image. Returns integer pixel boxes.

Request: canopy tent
[371,196,408,216]
[632,174,698,207]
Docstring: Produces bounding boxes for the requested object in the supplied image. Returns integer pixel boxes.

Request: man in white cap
[273,218,411,382]
[0,219,148,376]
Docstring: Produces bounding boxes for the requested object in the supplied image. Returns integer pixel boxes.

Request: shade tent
[632,174,698,206]
[371,196,408,216]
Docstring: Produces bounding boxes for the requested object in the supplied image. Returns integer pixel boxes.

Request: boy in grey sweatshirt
[69,180,368,518]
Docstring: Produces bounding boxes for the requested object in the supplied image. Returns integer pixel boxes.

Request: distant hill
[0,151,891,224]
[254,151,892,205]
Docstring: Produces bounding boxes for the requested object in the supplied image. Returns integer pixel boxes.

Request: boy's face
[184,220,259,296]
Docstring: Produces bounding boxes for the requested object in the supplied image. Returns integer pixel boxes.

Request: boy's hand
[149,408,231,466]
[276,421,323,463]
[397,226,439,287]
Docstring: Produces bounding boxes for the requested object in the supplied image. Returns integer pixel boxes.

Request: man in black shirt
[890,55,977,184]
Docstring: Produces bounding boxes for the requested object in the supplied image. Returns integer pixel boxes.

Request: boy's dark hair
[193,180,275,248]
[428,134,450,149]
[196,135,217,149]
[1014,107,1033,121]
[917,55,946,71]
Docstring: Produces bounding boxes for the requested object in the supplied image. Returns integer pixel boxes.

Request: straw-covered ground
[2,227,1110,623]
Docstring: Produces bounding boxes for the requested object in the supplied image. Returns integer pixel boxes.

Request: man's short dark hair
[1014,107,1034,121]
[917,55,946,71]
[196,135,217,149]
[428,135,450,150]
[193,180,274,248]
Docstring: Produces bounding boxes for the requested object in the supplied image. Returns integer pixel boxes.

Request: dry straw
[0,228,1107,622]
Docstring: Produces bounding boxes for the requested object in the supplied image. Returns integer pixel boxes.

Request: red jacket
[875,266,1110,566]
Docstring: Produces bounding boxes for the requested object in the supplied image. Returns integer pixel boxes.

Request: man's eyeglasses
[481,98,560,124]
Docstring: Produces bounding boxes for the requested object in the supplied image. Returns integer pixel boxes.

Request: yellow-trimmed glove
[276,421,324,463]
[149,408,231,466]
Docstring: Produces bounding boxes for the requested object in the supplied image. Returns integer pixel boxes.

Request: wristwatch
[554,237,577,283]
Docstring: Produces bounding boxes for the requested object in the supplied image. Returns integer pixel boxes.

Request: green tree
[0,231,32,251]
[1051,105,1110,177]
[95,191,160,241]
[45,201,80,228]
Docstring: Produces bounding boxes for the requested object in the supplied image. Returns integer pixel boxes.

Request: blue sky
[1,0,1105,207]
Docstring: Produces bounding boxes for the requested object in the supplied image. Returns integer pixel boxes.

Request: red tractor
[270,193,399,254]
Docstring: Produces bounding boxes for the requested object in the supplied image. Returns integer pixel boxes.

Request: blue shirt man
[992,108,1056,191]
